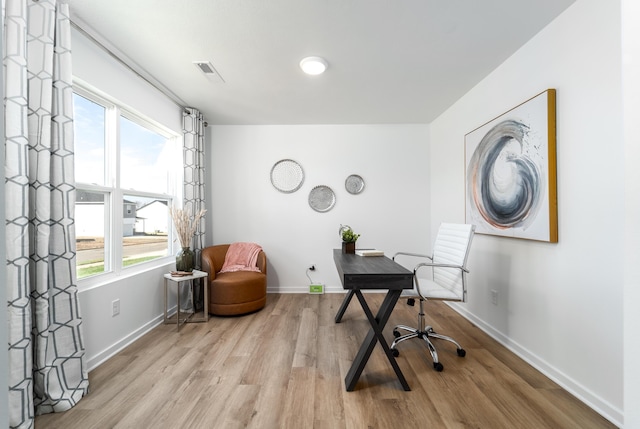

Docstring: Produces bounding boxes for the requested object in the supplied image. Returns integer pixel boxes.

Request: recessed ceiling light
[300,56,328,75]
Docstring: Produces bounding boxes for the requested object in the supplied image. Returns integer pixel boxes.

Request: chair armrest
[393,251,432,261]
[201,247,222,281]
[415,261,469,274]
[201,245,267,279]
[257,251,267,274]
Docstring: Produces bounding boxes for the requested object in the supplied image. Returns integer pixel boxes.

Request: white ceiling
[66,0,575,125]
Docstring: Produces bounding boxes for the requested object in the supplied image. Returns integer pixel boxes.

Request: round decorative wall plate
[345,174,365,194]
[270,159,304,193]
[309,185,336,212]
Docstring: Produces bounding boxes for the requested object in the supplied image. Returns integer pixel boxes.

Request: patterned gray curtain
[181,108,206,311]
[4,1,89,428]
[182,108,206,267]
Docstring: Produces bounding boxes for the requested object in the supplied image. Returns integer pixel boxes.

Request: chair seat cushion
[209,271,267,315]
[417,279,463,300]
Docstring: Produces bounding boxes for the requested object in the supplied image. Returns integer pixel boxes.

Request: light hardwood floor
[35,293,616,428]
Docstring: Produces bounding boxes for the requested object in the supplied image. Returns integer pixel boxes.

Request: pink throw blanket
[219,242,263,273]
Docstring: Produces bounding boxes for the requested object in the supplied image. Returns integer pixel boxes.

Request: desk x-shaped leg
[344,289,411,391]
[335,290,355,323]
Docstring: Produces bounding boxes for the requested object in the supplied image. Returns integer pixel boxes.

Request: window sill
[78,256,175,292]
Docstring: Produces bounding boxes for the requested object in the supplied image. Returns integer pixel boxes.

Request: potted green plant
[340,225,360,254]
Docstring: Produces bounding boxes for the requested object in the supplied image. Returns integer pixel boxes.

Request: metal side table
[163,269,209,331]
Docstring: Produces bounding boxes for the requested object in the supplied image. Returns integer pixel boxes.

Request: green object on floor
[309,284,324,294]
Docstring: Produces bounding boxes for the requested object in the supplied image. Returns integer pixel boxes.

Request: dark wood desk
[333,249,414,391]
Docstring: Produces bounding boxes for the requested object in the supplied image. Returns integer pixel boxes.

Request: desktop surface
[333,249,413,291]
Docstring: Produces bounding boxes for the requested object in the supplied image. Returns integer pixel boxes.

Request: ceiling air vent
[193,61,224,83]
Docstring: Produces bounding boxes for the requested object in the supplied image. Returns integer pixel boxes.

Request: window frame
[73,84,181,290]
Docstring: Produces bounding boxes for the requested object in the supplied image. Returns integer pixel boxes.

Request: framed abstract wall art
[465,89,558,242]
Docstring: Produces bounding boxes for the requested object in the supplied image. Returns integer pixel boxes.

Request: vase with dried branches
[169,206,207,272]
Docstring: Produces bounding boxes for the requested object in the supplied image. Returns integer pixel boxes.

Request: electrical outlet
[112,299,120,317]
[491,290,498,306]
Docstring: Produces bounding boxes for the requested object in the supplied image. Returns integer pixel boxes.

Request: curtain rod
[70,19,194,114]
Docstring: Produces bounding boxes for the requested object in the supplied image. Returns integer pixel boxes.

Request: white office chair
[390,223,475,371]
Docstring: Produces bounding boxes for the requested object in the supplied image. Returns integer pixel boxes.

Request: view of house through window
[73,90,177,280]
[123,195,169,268]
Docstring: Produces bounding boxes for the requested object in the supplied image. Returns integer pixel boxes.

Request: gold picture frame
[465,89,557,242]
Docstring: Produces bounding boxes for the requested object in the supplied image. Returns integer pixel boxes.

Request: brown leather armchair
[201,244,267,316]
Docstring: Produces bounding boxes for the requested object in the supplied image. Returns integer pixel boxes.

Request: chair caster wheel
[457,348,466,357]
[393,330,400,338]
[433,362,444,372]
[391,349,400,357]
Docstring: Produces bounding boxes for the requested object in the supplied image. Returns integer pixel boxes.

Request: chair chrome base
[390,298,466,372]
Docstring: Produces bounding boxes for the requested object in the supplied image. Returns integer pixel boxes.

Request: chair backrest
[430,223,475,300]
[201,244,267,276]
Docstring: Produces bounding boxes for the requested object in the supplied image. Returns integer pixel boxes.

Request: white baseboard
[86,312,167,372]
[267,285,346,294]
[266,285,388,294]
[448,303,623,428]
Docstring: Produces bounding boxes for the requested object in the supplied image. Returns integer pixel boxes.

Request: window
[73,87,179,281]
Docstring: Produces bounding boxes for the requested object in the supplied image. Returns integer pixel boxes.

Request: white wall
[71,26,181,132]
[430,0,623,425]
[208,124,430,292]
[80,267,174,369]
[71,26,184,370]
[622,0,640,427]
